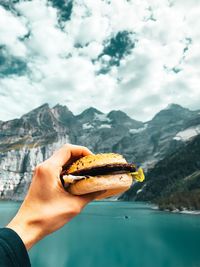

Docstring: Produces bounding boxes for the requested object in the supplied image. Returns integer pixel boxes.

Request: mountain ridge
[1,102,195,123]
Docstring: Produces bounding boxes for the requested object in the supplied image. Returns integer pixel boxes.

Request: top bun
[67,153,127,174]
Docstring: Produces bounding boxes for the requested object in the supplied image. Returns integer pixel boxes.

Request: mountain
[77,108,144,154]
[112,104,200,166]
[121,134,200,210]
[0,104,73,199]
[107,110,143,129]
[76,107,103,122]
[149,104,193,127]
[0,103,200,201]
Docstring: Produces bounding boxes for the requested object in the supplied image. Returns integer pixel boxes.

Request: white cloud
[80,41,104,59]
[0,0,200,122]
[0,6,27,57]
[17,0,72,58]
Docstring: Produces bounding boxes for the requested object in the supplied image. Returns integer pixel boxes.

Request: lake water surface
[0,201,200,267]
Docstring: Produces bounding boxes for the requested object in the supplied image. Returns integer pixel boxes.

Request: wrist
[6,211,44,250]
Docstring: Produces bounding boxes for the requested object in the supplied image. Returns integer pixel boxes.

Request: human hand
[7,144,104,250]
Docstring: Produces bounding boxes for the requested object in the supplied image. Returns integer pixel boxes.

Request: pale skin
[6,144,104,250]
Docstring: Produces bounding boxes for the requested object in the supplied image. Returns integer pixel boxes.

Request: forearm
[6,204,44,250]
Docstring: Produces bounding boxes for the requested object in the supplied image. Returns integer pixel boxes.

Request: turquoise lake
[0,201,200,267]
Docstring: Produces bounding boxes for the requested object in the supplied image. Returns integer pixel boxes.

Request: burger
[60,153,144,200]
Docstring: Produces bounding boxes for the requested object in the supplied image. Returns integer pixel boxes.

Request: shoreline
[151,205,200,215]
[1,199,200,215]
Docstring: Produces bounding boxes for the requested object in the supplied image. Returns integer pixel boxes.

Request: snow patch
[94,113,111,123]
[98,124,111,129]
[173,125,200,141]
[82,123,93,130]
[129,124,147,134]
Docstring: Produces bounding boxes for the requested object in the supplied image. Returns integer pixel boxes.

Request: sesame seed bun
[66,153,127,174]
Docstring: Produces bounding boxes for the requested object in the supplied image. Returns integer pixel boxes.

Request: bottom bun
[67,173,132,200]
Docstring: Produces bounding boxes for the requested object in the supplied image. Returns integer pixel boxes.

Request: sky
[0,0,200,122]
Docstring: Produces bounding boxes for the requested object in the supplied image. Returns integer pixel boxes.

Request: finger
[77,190,107,207]
[64,144,94,169]
[70,144,93,158]
[47,144,93,167]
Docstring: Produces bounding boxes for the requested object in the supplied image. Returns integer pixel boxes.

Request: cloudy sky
[0,0,200,122]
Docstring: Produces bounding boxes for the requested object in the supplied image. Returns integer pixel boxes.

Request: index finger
[47,144,93,167]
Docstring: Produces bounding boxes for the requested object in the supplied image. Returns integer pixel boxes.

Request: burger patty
[64,163,137,176]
